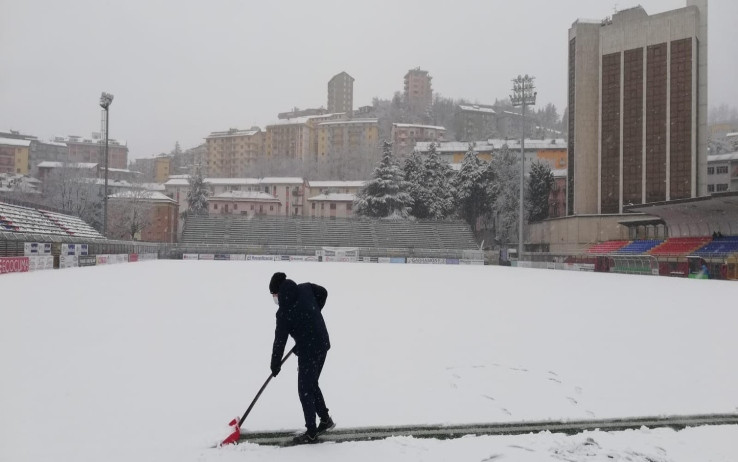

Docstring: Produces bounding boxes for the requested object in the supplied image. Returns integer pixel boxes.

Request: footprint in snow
[575,386,583,395]
[481,454,503,461]
[508,445,535,452]
[482,394,495,401]
[500,407,512,416]
[547,377,562,383]
[566,397,578,405]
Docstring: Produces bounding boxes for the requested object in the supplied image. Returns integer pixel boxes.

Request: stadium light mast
[510,75,536,263]
[99,92,114,236]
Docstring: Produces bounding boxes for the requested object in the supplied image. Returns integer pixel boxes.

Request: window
[347,203,353,211]
[717,184,728,192]
[708,167,715,175]
[717,166,729,174]
[250,205,254,210]
[270,205,274,211]
[214,203,218,210]
[330,203,336,210]
[311,202,316,210]
[707,184,715,192]
[233,203,238,210]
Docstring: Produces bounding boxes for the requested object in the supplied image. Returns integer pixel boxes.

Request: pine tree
[526,161,554,222]
[422,142,455,219]
[453,144,490,229]
[186,168,209,216]
[490,144,522,244]
[403,150,427,218]
[354,140,413,218]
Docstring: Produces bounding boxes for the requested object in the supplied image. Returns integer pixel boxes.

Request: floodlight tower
[510,75,536,262]
[99,92,114,236]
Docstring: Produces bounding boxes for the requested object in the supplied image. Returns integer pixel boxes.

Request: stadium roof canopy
[625,192,738,237]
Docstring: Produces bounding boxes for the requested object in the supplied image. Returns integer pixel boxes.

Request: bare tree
[41,164,103,230]
[106,188,154,241]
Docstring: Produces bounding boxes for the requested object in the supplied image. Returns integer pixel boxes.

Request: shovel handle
[238,345,296,428]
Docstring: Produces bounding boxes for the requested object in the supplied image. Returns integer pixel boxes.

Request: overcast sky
[1,0,736,160]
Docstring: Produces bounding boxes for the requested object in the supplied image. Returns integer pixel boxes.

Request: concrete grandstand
[179,215,481,259]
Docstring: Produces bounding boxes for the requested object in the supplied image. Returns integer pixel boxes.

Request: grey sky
[1,0,736,160]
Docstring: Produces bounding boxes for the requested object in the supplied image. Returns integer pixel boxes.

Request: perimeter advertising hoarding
[183,254,199,260]
[406,257,446,264]
[24,242,52,256]
[60,255,79,268]
[246,255,275,261]
[289,255,319,262]
[198,254,215,260]
[79,256,97,267]
[28,256,54,271]
[0,257,30,274]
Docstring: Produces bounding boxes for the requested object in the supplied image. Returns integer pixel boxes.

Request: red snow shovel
[221,346,296,446]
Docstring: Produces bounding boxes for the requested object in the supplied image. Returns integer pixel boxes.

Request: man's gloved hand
[271,364,281,377]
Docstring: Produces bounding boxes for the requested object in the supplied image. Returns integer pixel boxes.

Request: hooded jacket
[271,279,329,370]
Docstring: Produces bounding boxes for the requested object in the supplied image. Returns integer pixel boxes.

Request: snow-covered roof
[458,105,496,114]
[164,178,188,187]
[552,168,568,177]
[308,180,365,188]
[708,151,738,162]
[205,178,261,185]
[414,139,566,153]
[269,113,346,126]
[393,123,446,131]
[209,191,279,202]
[307,193,356,202]
[140,183,166,191]
[206,129,261,139]
[0,137,32,147]
[726,132,738,138]
[318,119,378,126]
[261,177,304,184]
[37,161,98,169]
[486,138,567,150]
[414,141,495,153]
[103,167,139,174]
[108,191,176,203]
[168,174,190,180]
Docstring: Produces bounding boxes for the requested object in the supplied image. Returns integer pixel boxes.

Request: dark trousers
[297,350,329,431]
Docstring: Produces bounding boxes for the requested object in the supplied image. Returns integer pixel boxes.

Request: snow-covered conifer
[354,140,413,218]
[526,161,554,223]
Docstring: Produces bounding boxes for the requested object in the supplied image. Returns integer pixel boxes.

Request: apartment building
[205,127,265,177]
[208,191,282,217]
[392,123,446,157]
[316,119,378,160]
[414,138,567,171]
[266,113,344,161]
[327,71,354,115]
[404,68,433,113]
[64,134,128,170]
[707,152,738,193]
[567,1,707,215]
[0,138,31,174]
[130,155,173,183]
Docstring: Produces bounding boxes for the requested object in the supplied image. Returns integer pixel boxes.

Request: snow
[1,261,737,462]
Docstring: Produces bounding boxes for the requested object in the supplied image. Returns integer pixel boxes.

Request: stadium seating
[180,215,479,251]
[0,201,104,239]
[693,236,738,257]
[586,240,629,254]
[613,239,663,255]
[648,237,712,256]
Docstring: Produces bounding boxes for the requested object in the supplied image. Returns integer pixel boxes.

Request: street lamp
[99,92,114,236]
[510,75,536,262]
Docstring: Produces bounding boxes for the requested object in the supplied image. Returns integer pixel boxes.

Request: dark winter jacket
[271,280,329,370]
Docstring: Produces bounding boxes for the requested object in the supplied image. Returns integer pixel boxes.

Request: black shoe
[291,430,318,445]
[317,416,335,434]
